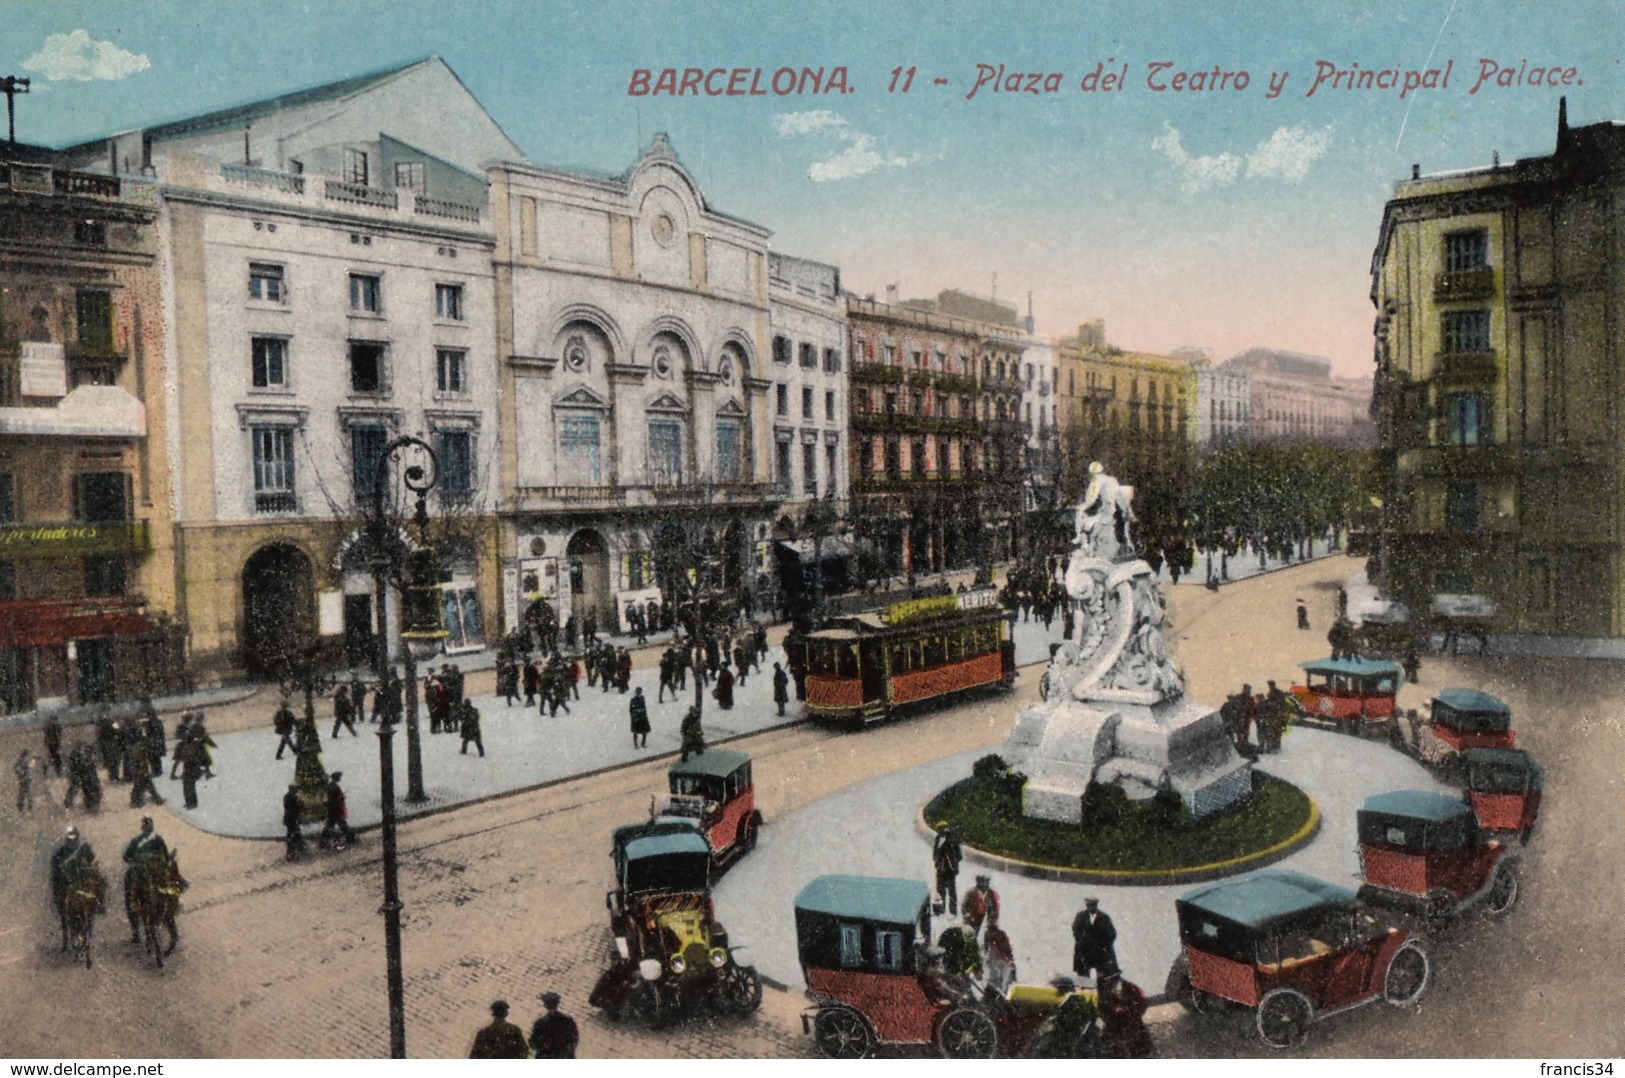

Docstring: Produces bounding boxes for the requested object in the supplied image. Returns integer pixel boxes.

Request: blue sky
[7,0,1621,374]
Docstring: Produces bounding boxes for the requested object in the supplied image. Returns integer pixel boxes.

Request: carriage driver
[122,816,170,937]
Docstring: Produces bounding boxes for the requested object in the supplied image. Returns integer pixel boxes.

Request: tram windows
[923,634,946,668]
[838,645,858,678]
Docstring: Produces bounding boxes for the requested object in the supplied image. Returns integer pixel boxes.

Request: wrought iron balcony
[1433,268,1495,301]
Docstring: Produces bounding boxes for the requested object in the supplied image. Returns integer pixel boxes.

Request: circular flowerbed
[924,759,1316,879]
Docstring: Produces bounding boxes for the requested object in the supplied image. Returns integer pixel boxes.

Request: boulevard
[1,555,1622,1059]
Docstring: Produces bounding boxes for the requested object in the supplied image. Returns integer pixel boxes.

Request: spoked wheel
[626,980,666,1031]
[1256,989,1312,1049]
[1383,941,1431,1005]
[718,964,763,1016]
[1485,861,1520,916]
[813,1006,873,1060]
[1165,956,1214,1015]
[738,817,759,853]
[937,1006,999,1058]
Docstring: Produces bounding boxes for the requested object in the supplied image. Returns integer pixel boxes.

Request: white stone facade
[768,252,848,510]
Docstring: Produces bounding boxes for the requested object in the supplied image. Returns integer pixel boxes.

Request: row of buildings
[0,56,1374,707]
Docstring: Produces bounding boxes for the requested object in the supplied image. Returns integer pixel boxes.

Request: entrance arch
[242,543,316,678]
[565,528,611,631]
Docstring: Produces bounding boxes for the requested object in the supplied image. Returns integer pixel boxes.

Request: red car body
[658,750,762,869]
[1356,790,1520,921]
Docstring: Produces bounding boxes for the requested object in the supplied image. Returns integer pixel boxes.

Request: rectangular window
[393,161,425,192]
[884,440,901,478]
[83,555,126,597]
[775,440,792,488]
[1446,393,1485,447]
[559,415,602,484]
[1446,482,1480,534]
[74,473,129,522]
[0,474,13,523]
[885,391,897,416]
[1445,229,1489,272]
[772,335,791,365]
[350,424,388,500]
[76,291,114,353]
[248,263,284,302]
[252,337,288,388]
[802,442,818,495]
[344,148,369,186]
[648,420,682,485]
[802,386,814,419]
[912,438,927,476]
[1442,310,1491,354]
[799,342,816,368]
[776,384,789,416]
[252,427,297,512]
[349,341,386,393]
[73,218,106,247]
[826,442,838,488]
[875,929,904,972]
[436,348,467,394]
[435,283,464,321]
[911,349,923,369]
[838,923,863,968]
[883,344,897,366]
[716,420,742,483]
[825,391,836,422]
[349,274,381,313]
[434,429,475,496]
[823,347,841,373]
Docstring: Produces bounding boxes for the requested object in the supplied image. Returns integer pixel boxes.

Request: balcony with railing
[324,178,399,209]
[1433,351,1499,386]
[220,164,306,195]
[211,163,486,229]
[512,481,784,512]
[1433,268,1496,302]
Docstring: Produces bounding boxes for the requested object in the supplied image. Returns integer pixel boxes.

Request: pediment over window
[555,385,610,411]
[647,392,688,413]
[717,398,747,418]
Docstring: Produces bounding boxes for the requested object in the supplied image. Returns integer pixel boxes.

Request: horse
[57,867,105,969]
[124,850,186,968]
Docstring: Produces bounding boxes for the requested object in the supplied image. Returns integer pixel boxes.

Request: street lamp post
[367,434,438,1060]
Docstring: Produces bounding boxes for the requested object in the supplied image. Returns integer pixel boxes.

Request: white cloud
[1246,125,1334,183]
[23,29,150,82]
[774,110,847,137]
[777,110,912,182]
[1154,122,1333,193]
[1152,123,1241,193]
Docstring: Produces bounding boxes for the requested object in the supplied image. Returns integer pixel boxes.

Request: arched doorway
[565,528,611,631]
[242,543,316,679]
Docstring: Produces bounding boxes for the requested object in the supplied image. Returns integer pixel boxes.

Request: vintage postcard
[1,0,1620,1065]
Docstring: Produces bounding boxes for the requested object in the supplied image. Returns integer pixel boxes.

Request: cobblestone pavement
[1,557,1621,1058]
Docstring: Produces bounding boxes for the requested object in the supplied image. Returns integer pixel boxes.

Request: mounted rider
[51,826,100,916]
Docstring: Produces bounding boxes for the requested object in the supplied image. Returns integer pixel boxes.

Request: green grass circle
[925,770,1314,877]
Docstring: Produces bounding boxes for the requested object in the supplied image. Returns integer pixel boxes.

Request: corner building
[1371,102,1625,637]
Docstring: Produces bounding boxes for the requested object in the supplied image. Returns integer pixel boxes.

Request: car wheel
[1383,941,1431,1005]
[627,980,666,1031]
[1165,956,1214,1015]
[1256,989,1312,1049]
[1485,860,1520,916]
[720,963,763,1016]
[937,1007,999,1058]
[739,816,759,853]
[813,1006,873,1060]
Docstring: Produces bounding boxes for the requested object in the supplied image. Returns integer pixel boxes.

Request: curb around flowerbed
[915,787,1321,888]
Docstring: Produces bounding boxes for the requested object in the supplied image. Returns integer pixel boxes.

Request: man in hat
[469,1000,528,1059]
[628,687,650,749]
[273,698,298,760]
[962,873,1000,941]
[51,825,98,924]
[931,822,963,916]
[528,991,579,1059]
[122,815,170,943]
[321,772,356,849]
[282,783,307,860]
[1071,897,1118,984]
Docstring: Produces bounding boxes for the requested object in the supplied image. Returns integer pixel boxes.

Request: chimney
[885,283,899,305]
[1025,291,1035,335]
[1557,95,1571,152]
[1411,164,1420,180]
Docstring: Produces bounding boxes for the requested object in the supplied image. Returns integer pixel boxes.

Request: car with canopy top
[1356,790,1520,923]
[1417,688,1515,769]
[1166,869,1429,1049]
[1288,657,1402,732]
[589,818,761,1029]
[653,750,763,870]
[1461,747,1542,843]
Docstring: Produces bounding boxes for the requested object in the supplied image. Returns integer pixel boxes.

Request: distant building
[1371,100,1625,637]
[1192,359,1251,447]
[1056,319,1192,446]
[1224,348,1373,447]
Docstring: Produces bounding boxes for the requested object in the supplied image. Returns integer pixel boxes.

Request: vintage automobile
[1289,657,1402,732]
[1462,747,1543,844]
[1356,790,1520,924]
[1416,688,1516,770]
[652,750,763,870]
[590,819,762,1029]
[795,874,1098,1059]
[1166,869,1430,1049]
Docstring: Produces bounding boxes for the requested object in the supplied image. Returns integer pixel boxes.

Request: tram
[802,588,1016,724]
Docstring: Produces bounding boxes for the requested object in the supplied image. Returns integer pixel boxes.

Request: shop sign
[0,520,152,556]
